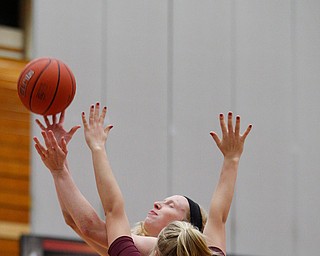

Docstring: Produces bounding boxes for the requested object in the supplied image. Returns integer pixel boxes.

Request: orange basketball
[17,57,76,115]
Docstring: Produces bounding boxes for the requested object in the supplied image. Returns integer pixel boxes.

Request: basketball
[17,57,76,115]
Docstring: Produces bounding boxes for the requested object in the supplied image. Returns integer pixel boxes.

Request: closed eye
[165,200,175,208]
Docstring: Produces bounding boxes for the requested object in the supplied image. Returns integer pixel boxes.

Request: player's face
[144,195,189,237]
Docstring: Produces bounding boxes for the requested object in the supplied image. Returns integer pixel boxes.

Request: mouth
[148,210,158,216]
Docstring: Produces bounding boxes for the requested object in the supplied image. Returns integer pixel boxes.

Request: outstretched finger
[68,125,81,137]
[41,131,52,149]
[227,112,233,134]
[34,143,46,159]
[47,130,59,150]
[89,104,95,126]
[104,124,113,134]
[219,113,227,137]
[82,112,88,129]
[52,114,57,125]
[35,119,46,130]
[33,136,47,153]
[44,116,51,127]
[210,131,221,147]
[99,106,107,124]
[94,102,100,121]
[235,115,240,137]
[241,124,253,141]
[60,137,68,154]
[59,110,65,124]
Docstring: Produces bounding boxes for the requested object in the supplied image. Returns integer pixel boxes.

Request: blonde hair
[152,221,220,256]
[131,206,208,236]
[131,221,148,236]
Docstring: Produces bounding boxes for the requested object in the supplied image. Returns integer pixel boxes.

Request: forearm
[54,160,72,219]
[91,147,131,245]
[91,148,124,215]
[83,104,130,245]
[52,166,108,247]
[209,157,239,223]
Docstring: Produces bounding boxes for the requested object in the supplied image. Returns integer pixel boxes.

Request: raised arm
[82,103,131,246]
[203,112,252,254]
[35,113,109,255]
[35,112,81,223]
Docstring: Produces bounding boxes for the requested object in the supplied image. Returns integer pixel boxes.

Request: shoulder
[133,234,157,256]
[108,236,141,256]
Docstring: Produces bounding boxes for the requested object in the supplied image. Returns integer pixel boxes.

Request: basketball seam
[42,59,61,115]
[29,59,52,112]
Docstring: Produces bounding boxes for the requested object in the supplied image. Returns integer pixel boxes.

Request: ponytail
[155,221,214,256]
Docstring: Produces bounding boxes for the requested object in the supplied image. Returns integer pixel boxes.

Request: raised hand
[204,112,252,254]
[35,110,81,145]
[210,112,252,160]
[82,102,113,151]
[33,130,68,176]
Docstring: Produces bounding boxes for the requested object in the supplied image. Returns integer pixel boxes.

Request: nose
[154,201,161,210]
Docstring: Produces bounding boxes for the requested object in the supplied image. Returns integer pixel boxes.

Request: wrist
[51,166,69,179]
[90,146,106,153]
[223,156,240,164]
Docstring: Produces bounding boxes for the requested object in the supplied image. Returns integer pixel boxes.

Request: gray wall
[30,1,320,255]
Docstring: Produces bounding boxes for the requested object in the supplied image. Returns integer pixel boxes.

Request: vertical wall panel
[295,1,320,254]
[104,1,169,224]
[171,0,234,249]
[234,1,294,255]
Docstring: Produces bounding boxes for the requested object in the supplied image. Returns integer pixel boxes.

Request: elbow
[208,207,227,227]
[78,218,95,237]
[63,211,77,229]
[78,215,104,239]
[79,221,95,237]
[221,215,228,225]
[103,193,125,216]
[63,211,100,239]
[213,211,228,225]
[104,196,125,217]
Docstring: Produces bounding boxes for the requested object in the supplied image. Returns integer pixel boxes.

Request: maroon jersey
[108,236,141,256]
